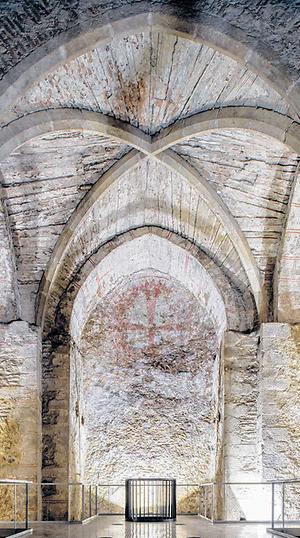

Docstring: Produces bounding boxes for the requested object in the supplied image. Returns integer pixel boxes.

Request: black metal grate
[125,479,176,521]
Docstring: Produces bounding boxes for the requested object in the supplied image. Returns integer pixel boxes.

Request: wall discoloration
[0,1,299,523]
[0,1,299,99]
[0,321,41,519]
[43,157,254,336]
[13,31,289,133]
[0,417,20,467]
[0,194,19,322]
[80,273,220,484]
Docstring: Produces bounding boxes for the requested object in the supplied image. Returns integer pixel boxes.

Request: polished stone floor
[26,515,272,538]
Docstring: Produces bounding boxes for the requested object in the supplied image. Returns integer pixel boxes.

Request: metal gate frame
[125,479,176,522]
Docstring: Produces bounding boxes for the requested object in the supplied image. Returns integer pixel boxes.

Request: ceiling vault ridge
[1,106,299,162]
[35,152,262,328]
[55,225,256,338]
[156,149,262,316]
[2,105,299,325]
[36,149,145,327]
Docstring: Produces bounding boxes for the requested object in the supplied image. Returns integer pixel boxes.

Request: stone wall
[0,321,41,520]
[221,324,300,522]
[259,323,300,521]
[276,170,300,323]
[0,194,19,322]
[0,0,299,83]
[41,334,70,520]
[222,330,262,521]
[71,270,222,513]
[0,2,298,522]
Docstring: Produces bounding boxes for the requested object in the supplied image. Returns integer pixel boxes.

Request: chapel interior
[0,1,300,537]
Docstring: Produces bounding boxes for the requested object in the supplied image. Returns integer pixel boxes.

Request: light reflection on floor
[30,515,270,538]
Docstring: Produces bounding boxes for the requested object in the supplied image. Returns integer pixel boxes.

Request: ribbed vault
[0,8,299,520]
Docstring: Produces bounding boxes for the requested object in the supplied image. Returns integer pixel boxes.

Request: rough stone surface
[12,31,289,133]
[0,1,299,84]
[259,324,300,480]
[258,323,300,521]
[222,330,264,521]
[0,131,129,322]
[276,169,300,323]
[223,330,261,483]
[0,321,41,519]
[81,273,220,485]
[174,130,299,317]
[71,234,228,342]
[0,1,299,523]
[0,193,19,322]
[44,232,245,517]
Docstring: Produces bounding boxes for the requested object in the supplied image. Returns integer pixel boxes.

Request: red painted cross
[113,279,186,354]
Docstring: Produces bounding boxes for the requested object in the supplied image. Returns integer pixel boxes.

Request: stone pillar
[41,335,70,521]
[68,343,85,521]
[0,321,41,520]
[259,323,300,521]
[0,193,20,322]
[222,330,262,521]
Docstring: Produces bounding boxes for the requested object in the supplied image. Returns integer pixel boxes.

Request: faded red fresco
[81,273,219,483]
[112,278,187,365]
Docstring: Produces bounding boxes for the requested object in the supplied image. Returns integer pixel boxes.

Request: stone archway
[40,226,257,519]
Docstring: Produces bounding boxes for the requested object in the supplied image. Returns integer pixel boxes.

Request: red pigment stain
[111,278,186,359]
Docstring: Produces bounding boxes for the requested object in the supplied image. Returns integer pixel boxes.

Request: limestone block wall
[0,321,41,520]
[41,338,70,520]
[276,171,300,323]
[222,324,300,522]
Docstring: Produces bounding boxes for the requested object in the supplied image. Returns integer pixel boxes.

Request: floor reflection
[125,522,176,538]
[30,515,270,537]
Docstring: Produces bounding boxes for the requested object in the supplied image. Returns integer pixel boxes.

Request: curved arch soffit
[57,227,256,337]
[0,109,152,159]
[152,107,300,155]
[1,107,300,161]
[35,152,261,326]
[0,12,299,117]
[70,233,228,343]
[2,107,299,322]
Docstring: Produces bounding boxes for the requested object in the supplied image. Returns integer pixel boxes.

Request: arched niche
[40,226,256,519]
[67,233,237,514]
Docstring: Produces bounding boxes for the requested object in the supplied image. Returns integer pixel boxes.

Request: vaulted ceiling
[0,11,299,332]
[12,31,292,131]
[1,2,300,497]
